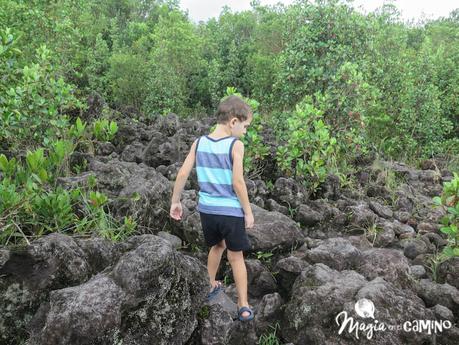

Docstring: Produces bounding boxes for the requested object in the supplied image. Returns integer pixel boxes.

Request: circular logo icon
[355,298,375,319]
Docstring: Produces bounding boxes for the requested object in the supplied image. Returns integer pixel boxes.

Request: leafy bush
[433,172,459,259]
[107,52,148,111]
[31,188,76,235]
[0,29,85,153]
[276,96,337,193]
[0,117,132,247]
[93,119,119,142]
[142,10,204,115]
[273,0,373,109]
[379,43,454,160]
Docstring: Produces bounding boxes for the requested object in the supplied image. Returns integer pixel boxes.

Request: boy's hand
[245,212,254,229]
[170,202,183,220]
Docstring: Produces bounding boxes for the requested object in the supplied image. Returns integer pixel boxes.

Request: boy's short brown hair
[216,95,252,124]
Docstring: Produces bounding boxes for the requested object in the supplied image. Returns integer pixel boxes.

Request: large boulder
[0,233,121,344]
[295,204,324,227]
[0,234,111,344]
[86,158,171,231]
[200,292,286,345]
[439,258,459,289]
[280,263,453,344]
[280,263,368,344]
[304,237,362,271]
[274,256,310,298]
[244,259,277,298]
[273,177,308,208]
[348,277,441,344]
[1,234,209,345]
[356,248,413,289]
[199,304,234,345]
[248,204,307,252]
[28,274,126,344]
[62,155,173,231]
[252,292,284,336]
[414,279,459,316]
[27,235,209,345]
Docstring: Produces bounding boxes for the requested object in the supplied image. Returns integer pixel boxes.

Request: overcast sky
[180,0,459,23]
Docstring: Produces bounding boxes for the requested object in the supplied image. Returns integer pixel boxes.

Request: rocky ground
[0,113,458,345]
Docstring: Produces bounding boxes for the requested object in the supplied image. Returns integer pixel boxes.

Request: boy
[170,95,255,322]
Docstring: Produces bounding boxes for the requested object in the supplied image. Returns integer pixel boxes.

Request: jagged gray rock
[305,237,362,271]
[2,234,209,345]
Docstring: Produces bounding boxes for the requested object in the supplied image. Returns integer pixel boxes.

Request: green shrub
[31,188,76,235]
[276,96,337,193]
[433,172,459,259]
[142,10,204,115]
[93,119,119,142]
[0,117,132,247]
[0,29,84,153]
[107,52,148,111]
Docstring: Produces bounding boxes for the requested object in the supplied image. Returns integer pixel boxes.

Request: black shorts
[199,212,251,251]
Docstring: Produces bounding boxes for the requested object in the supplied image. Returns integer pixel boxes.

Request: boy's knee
[227,249,244,262]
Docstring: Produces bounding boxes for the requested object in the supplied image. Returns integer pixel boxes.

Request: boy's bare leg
[207,240,226,291]
[227,249,250,318]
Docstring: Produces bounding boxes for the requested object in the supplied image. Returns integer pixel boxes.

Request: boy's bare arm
[232,140,253,217]
[171,139,197,203]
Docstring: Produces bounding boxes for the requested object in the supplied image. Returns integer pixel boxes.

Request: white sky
[180,0,459,23]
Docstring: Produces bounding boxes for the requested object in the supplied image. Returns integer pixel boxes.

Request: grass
[257,322,281,345]
[344,218,383,247]
[365,222,384,246]
[256,250,274,264]
[223,274,233,286]
[425,251,449,283]
[370,159,407,200]
[197,305,210,319]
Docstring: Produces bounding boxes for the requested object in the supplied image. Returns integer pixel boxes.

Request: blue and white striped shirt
[195,135,244,217]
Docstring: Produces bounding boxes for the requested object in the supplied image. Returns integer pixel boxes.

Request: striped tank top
[195,135,244,217]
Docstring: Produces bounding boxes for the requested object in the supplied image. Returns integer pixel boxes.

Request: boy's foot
[209,280,223,292]
[206,281,224,301]
[237,305,254,321]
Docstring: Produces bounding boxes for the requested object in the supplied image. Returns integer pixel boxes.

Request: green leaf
[447,207,459,216]
[440,226,452,235]
[76,117,85,132]
[38,168,48,182]
[0,154,8,171]
[109,121,118,135]
[442,246,455,258]
[131,192,141,201]
[432,196,442,206]
[88,175,96,188]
